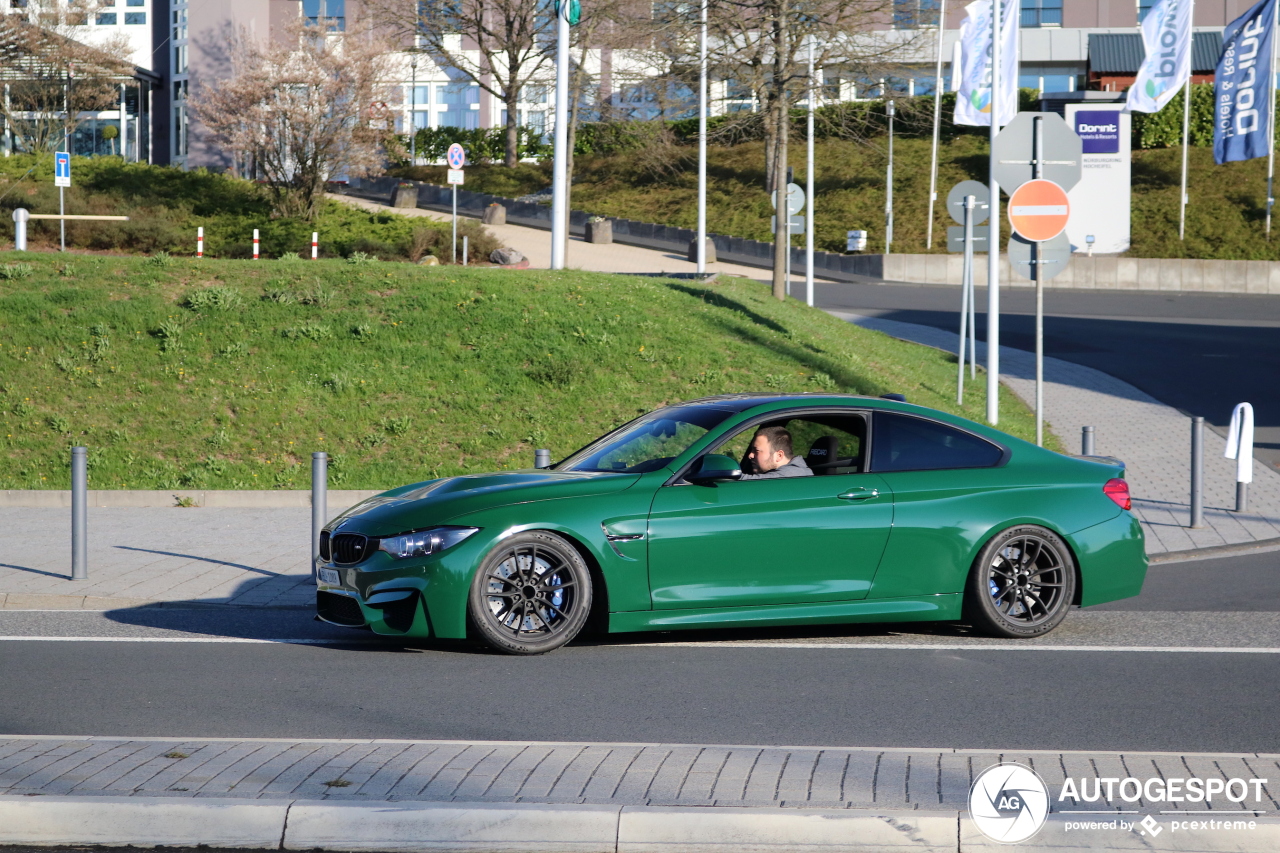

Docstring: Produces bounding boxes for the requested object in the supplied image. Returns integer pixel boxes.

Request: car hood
[327,469,641,536]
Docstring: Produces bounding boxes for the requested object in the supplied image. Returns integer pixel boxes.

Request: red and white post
[252,229,260,260]
[196,226,203,258]
[311,232,318,260]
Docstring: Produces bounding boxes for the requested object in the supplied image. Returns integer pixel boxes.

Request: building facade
[0,0,1267,169]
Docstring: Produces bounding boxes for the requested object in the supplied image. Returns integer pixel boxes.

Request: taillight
[1103,478,1131,511]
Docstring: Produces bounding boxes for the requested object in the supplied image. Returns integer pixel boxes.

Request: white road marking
[0,636,1278,653]
[627,641,1280,653]
[0,636,381,644]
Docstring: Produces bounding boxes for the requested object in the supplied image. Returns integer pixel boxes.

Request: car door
[646,411,894,609]
[863,411,1012,600]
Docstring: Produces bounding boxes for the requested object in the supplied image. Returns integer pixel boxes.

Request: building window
[125,12,144,24]
[127,0,144,4]
[894,0,940,28]
[303,0,345,31]
[174,44,187,74]
[1020,0,1062,27]
[439,81,479,129]
[1138,0,1157,22]
[173,9,187,40]
[95,12,117,24]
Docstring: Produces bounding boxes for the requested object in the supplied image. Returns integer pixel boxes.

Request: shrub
[185,286,243,311]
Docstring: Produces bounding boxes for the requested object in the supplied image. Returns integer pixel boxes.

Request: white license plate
[317,568,341,586]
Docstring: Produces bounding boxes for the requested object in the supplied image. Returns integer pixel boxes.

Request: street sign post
[771,182,805,288]
[992,112,1083,191]
[1008,232,1071,281]
[946,225,990,253]
[55,151,70,252]
[446,144,466,264]
[1007,179,1070,242]
[771,215,805,235]
[946,180,989,225]
[54,153,70,188]
[994,112,1083,448]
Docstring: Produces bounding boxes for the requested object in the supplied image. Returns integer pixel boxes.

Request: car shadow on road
[94,575,987,655]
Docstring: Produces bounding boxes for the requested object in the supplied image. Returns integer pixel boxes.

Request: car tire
[468,531,593,655]
[964,525,1077,639]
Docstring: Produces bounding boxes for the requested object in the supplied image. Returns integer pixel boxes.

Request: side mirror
[687,454,742,484]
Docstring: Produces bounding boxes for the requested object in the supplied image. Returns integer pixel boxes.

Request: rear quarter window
[871,412,1004,472]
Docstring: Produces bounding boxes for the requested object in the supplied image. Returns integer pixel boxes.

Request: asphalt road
[814,281,1280,468]
[1,548,1277,753]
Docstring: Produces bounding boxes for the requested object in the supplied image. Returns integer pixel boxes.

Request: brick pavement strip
[1,738,1270,813]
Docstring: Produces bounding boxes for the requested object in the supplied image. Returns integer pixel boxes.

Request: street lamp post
[409,55,418,167]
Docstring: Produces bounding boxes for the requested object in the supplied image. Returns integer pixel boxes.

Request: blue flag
[1214,0,1277,164]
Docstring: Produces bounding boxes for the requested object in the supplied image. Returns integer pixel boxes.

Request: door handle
[837,487,879,501]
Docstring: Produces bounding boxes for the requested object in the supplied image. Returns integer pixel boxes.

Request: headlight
[378,526,479,559]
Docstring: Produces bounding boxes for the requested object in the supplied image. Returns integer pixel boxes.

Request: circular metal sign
[1008,232,1072,281]
[946,180,990,225]
[1007,179,1070,242]
[772,183,805,216]
[446,143,466,170]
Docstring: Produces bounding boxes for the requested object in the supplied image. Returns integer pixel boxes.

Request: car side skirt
[607,593,962,634]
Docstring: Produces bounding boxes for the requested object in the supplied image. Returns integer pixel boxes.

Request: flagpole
[926,0,947,251]
[696,0,708,270]
[986,0,1001,426]
[1178,0,1194,242]
[551,0,571,269]
[1267,5,1278,237]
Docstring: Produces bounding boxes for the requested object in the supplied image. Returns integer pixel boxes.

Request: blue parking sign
[54,152,70,187]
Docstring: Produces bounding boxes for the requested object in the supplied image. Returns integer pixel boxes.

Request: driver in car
[740,426,812,479]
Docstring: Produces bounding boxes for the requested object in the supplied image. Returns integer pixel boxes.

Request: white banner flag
[1125,0,1194,113]
[954,0,1019,127]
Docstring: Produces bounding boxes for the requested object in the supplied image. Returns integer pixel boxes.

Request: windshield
[557,406,736,473]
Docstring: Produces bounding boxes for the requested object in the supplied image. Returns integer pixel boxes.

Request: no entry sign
[1007,179,1070,242]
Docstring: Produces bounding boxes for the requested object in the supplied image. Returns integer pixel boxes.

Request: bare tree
[190,16,403,220]
[366,0,560,168]
[0,12,134,155]
[685,0,920,298]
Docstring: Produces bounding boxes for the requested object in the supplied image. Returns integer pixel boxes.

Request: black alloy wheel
[468,531,593,654]
[965,525,1077,638]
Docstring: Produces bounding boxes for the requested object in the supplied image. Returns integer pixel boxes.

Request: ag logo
[969,763,1050,843]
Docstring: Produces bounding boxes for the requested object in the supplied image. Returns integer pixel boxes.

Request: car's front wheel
[468,531,592,655]
[965,525,1076,638]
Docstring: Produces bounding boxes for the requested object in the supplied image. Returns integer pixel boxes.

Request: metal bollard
[13,208,28,251]
[311,452,327,581]
[462,235,469,266]
[1081,425,1095,457]
[1238,481,1249,514]
[534,449,551,469]
[71,446,87,580]
[1189,417,1204,529]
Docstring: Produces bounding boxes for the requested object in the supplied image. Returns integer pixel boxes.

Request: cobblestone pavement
[834,312,1280,555]
[0,737,1273,813]
[0,508,313,609]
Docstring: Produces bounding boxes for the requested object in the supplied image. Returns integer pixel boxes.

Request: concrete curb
[0,796,1275,852]
[0,489,380,509]
[1147,535,1280,564]
[0,592,310,610]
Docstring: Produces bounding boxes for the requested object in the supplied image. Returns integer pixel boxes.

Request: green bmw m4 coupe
[315,394,1145,654]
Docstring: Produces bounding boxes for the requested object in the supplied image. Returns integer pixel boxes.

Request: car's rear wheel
[965,525,1076,638]
[468,531,592,655]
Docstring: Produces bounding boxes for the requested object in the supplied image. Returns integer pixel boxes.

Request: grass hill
[0,254,1050,491]
[403,136,1280,261]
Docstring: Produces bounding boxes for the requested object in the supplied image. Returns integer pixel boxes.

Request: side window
[871,412,1003,472]
[710,413,867,477]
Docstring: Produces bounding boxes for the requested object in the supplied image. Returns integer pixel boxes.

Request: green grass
[0,155,474,261]
[422,135,1280,260]
[0,253,1052,490]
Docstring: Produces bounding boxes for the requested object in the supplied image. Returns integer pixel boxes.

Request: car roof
[675,393,887,414]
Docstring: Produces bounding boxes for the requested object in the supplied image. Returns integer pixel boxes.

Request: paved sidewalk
[332,193,799,284]
[0,508,313,609]
[835,312,1280,556]
[0,736,1274,813]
